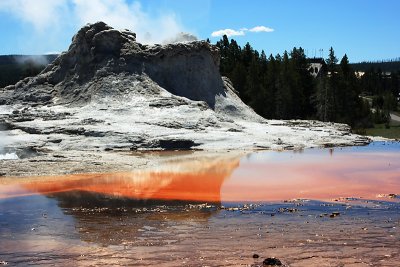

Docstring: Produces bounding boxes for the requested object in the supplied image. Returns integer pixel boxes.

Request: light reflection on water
[223,142,400,202]
[0,154,240,202]
[1,142,399,203]
[0,141,399,266]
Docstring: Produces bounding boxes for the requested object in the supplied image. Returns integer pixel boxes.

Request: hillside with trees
[214,36,399,131]
[1,42,399,134]
[0,55,58,88]
[351,59,400,73]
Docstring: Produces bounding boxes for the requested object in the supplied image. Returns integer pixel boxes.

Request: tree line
[0,46,399,129]
[214,35,399,129]
[0,55,57,88]
[351,58,400,73]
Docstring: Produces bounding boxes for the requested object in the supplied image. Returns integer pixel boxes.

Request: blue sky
[0,0,399,62]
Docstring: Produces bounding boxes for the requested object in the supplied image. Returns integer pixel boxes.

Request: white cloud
[72,0,142,29]
[14,55,51,65]
[0,0,70,32]
[249,26,274,33]
[211,29,245,37]
[0,0,192,48]
[72,0,192,44]
[211,25,274,38]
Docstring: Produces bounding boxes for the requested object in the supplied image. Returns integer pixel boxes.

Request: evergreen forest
[213,35,400,130]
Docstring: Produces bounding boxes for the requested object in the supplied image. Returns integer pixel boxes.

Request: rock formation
[0,22,371,176]
[0,22,257,119]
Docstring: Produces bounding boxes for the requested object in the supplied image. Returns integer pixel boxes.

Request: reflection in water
[0,154,241,202]
[0,142,399,266]
[0,154,242,264]
[224,144,400,202]
[47,191,219,246]
[1,143,399,203]
[0,154,242,249]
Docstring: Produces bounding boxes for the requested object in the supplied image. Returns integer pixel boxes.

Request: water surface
[0,142,399,266]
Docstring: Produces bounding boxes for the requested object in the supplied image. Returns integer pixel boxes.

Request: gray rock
[130,138,200,151]
[0,22,247,115]
[263,257,282,266]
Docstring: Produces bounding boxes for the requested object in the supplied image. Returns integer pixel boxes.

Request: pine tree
[242,42,254,68]
[326,47,338,71]
[325,47,339,120]
[245,55,264,114]
[315,75,335,121]
[275,52,292,119]
[264,54,278,118]
[230,63,247,101]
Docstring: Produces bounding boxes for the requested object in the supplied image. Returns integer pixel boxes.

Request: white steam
[14,55,51,66]
[0,152,18,160]
[163,32,198,44]
[0,0,197,52]
[72,0,193,44]
[0,107,18,160]
[0,131,4,152]
[0,131,18,160]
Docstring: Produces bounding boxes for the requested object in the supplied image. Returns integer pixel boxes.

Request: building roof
[307,57,325,64]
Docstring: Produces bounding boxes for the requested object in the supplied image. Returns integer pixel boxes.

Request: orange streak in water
[1,150,399,202]
[0,158,240,202]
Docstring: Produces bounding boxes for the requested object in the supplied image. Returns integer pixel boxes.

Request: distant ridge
[350,59,400,73]
[0,54,59,65]
[0,54,58,88]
